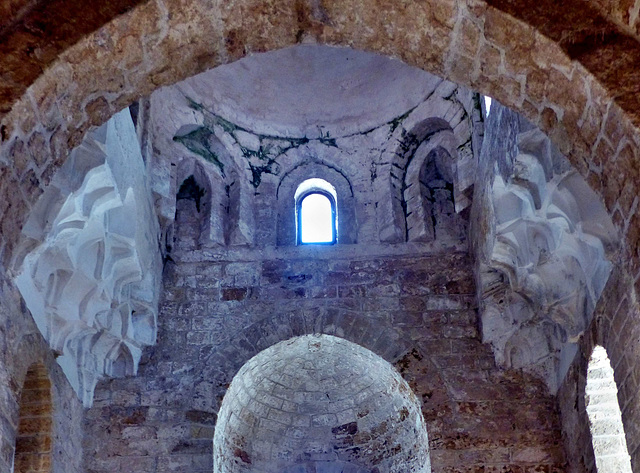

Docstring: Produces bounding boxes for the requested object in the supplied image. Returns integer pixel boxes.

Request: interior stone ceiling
[2,0,640,130]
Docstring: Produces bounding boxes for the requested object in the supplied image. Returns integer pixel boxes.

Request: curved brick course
[213,335,430,473]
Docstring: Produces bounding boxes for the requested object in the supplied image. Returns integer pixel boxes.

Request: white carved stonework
[14,109,161,406]
[481,129,617,392]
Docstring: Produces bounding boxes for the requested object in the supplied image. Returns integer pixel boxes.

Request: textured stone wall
[558,266,640,473]
[1,0,640,134]
[0,285,84,473]
[2,16,640,459]
[2,0,640,283]
[147,48,483,261]
[83,239,565,472]
[584,0,640,36]
[0,2,639,470]
[14,364,52,473]
[86,53,560,471]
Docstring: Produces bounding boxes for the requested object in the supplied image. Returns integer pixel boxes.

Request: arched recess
[2,0,640,280]
[277,162,356,246]
[174,159,218,250]
[213,334,430,473]
[585,345,633,473]
[382,119,465,243]
[172,126,254,250]
[14,363,53,473]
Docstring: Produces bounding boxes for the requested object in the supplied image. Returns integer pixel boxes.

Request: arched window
[586,345,632,473]
[484,95,492,116]
[14,363,52,473]
[295,178,337,245]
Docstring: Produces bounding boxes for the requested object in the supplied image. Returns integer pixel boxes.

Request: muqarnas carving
[480,128,617,392]
[14,109,161,406]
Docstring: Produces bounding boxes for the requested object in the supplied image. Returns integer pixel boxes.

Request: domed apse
[159,44,443,139]
[213,335,430,473]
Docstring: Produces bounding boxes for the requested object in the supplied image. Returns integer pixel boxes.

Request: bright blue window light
[484,95,492,116]
[295,178,337,245]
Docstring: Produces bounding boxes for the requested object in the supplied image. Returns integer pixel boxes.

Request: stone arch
[1,1,639,308]
[3,329,86,473]
[196,298,418,431]
[213,334,430,473]
[2,0,640,140]
[385,117,464,243]
[13,363,53,473]
[172,135,254,250]
[0,2,640,470]
[276,161,356,246]
[416,146,466,241]
[174,158,220,250]
[295,178,338,245]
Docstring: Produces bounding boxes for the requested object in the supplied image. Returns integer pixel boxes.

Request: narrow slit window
[586,345,632,473]
[484,95,492,116]
[295,178,337,245]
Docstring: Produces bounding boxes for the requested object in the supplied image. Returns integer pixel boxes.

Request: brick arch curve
[213,334,431,473]
[1,0,638,275]
[1,4,640,469]
[382,117,461,244]
[276,161,357,246]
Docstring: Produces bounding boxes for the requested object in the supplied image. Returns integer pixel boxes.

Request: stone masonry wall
[558,267,640,473]
[1,2,640,472]
[83,241,565,472]
[14,364,53,473]
[0,281,84,473]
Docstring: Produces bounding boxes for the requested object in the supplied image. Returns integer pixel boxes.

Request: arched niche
[14,363,52,473]
[382,118,464,243]
[174,158,220,250]
[213,334,430,473]
[173,165,253,252]
[276,162,356,246]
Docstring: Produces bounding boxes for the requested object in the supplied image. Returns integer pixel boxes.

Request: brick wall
[0,284,84,473]
[14,364,52,473]
[84,241,565,472]
[558,268,640,473]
